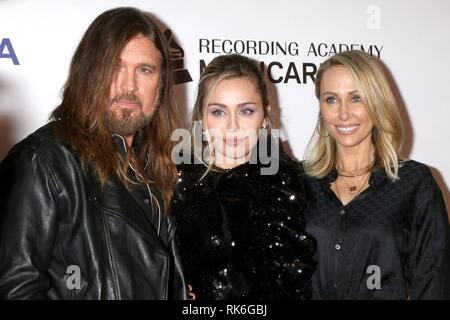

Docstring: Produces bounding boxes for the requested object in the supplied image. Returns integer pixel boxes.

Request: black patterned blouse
[303,160,450,299]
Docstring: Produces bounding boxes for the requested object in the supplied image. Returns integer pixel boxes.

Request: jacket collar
[111,132,149,169]
[112,131,143,158]
[215,137,292,180]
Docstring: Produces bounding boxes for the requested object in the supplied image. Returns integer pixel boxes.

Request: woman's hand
[187,284,197,300]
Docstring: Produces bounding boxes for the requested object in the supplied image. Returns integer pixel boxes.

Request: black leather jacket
[0,122,187,299]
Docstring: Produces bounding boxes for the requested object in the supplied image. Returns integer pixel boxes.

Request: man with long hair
[0,7,187,299]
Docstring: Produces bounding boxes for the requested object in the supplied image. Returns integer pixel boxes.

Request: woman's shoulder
[398,159,434,180]
[277,150,305,177]
[176,162,203,175]
[246,153,307,203]
[175,162,213,185]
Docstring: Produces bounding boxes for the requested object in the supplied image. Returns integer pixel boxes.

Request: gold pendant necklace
[336,172,371,202]
[340,176,359,195]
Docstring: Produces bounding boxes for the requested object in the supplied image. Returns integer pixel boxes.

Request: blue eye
[240,108,255,116]
[138,67,152,74]
[325,96,338,104]
[352,95,362,103]
[210,109,226,117]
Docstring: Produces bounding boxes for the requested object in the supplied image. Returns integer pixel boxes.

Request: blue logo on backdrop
[0,38,19,65]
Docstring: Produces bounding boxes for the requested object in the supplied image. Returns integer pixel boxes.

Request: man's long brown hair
[51,7,182,212]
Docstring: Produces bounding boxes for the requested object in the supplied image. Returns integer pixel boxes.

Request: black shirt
[303,160,450,299]
[112,134,166,241]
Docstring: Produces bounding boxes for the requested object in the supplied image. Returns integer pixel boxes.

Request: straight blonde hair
[304,50,404,181]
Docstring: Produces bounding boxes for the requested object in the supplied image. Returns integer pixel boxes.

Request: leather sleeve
[0,142,60,299]
[166,215,188,300]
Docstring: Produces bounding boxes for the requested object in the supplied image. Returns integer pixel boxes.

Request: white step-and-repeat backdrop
[1,0,449,212]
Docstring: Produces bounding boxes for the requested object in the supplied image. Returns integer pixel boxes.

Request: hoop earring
[316,115,330,138]
[371,127,379,144]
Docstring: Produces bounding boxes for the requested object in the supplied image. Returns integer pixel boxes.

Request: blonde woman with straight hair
[171,54,316,300]
[302,50,450,299]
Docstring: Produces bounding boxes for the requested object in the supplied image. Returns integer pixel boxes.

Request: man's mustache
[111,93,143,107]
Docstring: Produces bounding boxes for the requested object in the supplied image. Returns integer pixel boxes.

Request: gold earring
[316,115,330,138]
[262,118,271,129]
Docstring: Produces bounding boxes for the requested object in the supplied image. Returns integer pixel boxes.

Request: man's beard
[105,93,153,137]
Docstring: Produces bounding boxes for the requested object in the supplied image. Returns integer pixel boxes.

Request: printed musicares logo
[0,38,19,65]
[164,29,193,85]
[198,38,384,85]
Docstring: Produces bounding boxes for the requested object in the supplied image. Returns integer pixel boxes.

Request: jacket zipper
[101,211,122,299]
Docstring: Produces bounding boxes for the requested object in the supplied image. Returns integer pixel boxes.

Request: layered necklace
[335,161,374,196]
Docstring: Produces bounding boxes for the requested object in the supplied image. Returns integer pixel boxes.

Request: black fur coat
[171,149,316,300]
